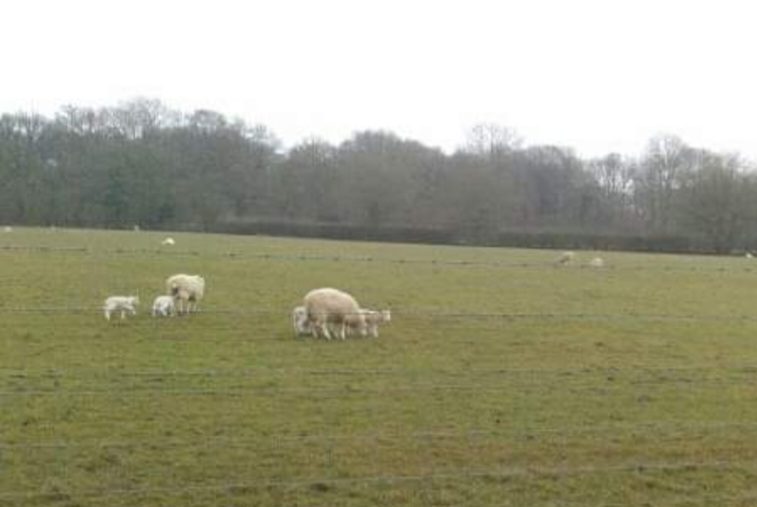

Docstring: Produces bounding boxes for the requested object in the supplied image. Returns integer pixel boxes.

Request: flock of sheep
[103,274,205,320]
[103,275,391,340]
[556,251,605,268]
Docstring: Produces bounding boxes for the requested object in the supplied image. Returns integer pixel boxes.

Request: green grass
[2,227,757,506]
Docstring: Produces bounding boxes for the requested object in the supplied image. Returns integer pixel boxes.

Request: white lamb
[588,257,605,268]
[103,295,139,321]
[304,287,367,340]
[359,309,392,338]
[292,305,312,337]
[161,237,175,246]
[166,274,205,314]
[152,295,176,317]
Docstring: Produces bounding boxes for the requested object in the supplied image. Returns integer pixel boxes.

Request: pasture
[1,227,757,506]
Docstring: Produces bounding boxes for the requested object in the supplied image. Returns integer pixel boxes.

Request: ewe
[304,287,367,340]
[166,274,205,314]
[103,296,139,321]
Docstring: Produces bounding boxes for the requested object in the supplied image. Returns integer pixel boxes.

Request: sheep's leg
[104,310,111,321]
[321,321,332,340]
[120,310,126,320]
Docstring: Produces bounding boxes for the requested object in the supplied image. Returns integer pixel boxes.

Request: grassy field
[1,227,757,506]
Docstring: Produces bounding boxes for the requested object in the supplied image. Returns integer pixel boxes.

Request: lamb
[103,295,139,321]
[152,295,176,317]
[166,274,205,314]
[588,257,605,268]
[161,237,175,246]
[292,305,312,337]
[359,308,391,338]
[303,287,367,340]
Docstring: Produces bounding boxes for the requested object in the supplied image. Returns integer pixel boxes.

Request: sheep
[161,237,175,246]
[746,252,754,259]
[166,274,205,314]
[3,226,12,233]
[359,308,391,338]
[303,287,367,340]
[555,251,576,265]
[152,295,176,317]
[103,295,139,321]
[292,305,312,337]
[588,257,605,268]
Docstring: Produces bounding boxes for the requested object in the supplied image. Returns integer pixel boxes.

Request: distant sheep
[359,309,391,338]
[292,305,312,337]
[152,295,176,317]
[588,257,605,268]
[166,274,205,314]
[556,251,576,265]
[304,287,367,340]
[103,295,139,321]
[161,237,175,246]
[2,226,12,233]
[746,252,754,259]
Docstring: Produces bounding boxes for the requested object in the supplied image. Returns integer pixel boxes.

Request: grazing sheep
[292,305,312,337]
[588,257,605,268]
[152,295,176,317]
[304,287,367,340]
[161,237,175,246]
[166,274,205,314]
[3,226,12,233]
[556,251,576,265]
[359,308,392,338]
[103,296,139,321]
[746,252,754,259]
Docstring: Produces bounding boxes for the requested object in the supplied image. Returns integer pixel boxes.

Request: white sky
[2,0,757,159]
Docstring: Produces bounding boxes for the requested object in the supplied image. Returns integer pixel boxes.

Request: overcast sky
[2,0,756,159]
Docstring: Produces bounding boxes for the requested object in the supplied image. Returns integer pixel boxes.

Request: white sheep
[292,305,312,337]
[304,287,367,340]
[588,257,605,268]
[359,308,391,338]
[3,226,12,233]
[556,251,576,265]
[166,274,205,314]
[103,295,139,321]
[746,252,754,259]
[161,237,175,246]
[152,295,176,317]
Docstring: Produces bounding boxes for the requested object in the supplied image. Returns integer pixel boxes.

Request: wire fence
[1,305,757,326]
[3,242,757,505]
[2,242,757,273]
[3,420,757,451]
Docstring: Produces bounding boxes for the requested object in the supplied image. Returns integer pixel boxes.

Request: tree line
[1,98,755,253]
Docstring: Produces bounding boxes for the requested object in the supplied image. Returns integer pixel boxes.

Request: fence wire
[2,242,757,274]
[3,420,757,451]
